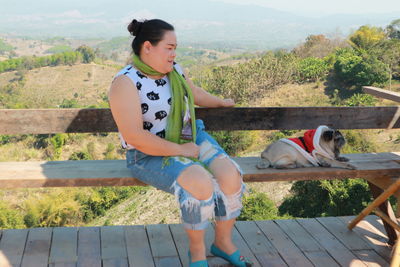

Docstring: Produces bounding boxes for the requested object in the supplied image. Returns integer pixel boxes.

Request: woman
[109,18,252,267]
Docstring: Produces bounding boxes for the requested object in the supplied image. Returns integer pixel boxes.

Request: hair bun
[128,19,143,36]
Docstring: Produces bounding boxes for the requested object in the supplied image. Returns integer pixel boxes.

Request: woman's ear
[143,41,152,54]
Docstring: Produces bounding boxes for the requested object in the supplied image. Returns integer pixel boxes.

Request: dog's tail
[256,158,271,169]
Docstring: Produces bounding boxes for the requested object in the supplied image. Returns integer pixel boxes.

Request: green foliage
[269,130,298,142]
[279,179,372,218]
[345,93,377,107]
[75,187,145,222]
[0,39,14,54]
[23,191,82,227]
[297,57,330,82]
[59,98,79,108]
[104,143,117,159]
[69,151,92,160]
[341,130,376,154]
[0,51,82,73]
[49,133,68,160]
[386,19,400,39]
[238,191,287,220]
[334,48,389,88]
[197,51,299,105]
[45,45,73,54]
[0,202,25,228]
[349,25,386,51]
[209,131,255,155]
[76,45,95,63]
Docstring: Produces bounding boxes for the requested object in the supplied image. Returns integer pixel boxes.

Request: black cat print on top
[114,63,187,149]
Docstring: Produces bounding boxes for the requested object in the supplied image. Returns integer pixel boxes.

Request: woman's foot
[210,243,253,267]
[189,244,207,262]
[213,239,237,255]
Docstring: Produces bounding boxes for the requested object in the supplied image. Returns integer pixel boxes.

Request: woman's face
[142,30,177,74]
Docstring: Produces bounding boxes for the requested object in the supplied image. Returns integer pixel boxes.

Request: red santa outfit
[280,125,334,166]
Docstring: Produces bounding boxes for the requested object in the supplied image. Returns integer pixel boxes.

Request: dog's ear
[322,130,334,142]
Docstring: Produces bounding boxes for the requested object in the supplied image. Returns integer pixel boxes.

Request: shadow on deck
[0,215,393,267]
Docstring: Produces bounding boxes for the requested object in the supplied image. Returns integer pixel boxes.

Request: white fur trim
[312,125,335,160]
[281,138,319,166]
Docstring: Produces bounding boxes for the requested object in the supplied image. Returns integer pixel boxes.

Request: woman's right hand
[179,142,200,158]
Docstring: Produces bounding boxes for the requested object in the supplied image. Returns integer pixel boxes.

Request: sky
[213,0,400,16]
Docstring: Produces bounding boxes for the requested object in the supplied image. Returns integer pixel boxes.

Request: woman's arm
[183,70,235,108]
[108,75,198,157]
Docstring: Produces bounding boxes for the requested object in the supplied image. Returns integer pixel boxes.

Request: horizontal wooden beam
[363,86,400,103]
[0,153,399,188]
[1,106,400,134]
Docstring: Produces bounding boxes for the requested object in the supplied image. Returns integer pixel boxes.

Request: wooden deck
[0,216,393,267]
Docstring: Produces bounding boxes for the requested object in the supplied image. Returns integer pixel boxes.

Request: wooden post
[367,182,399,246]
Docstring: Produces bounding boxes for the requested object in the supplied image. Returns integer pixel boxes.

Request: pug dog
[256,126,356,170]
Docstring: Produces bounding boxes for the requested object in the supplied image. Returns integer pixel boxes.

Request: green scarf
[133,54,196,144]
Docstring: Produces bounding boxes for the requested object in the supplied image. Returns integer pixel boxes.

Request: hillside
[1,54,400,227]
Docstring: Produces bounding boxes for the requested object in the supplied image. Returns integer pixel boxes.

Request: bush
[345,93,377,107]
[297,57,330,82]
[334,48,389,88]
[75,187,145,222]
[238,191,286,221]
[279,179,372,218]
[23,190,82,227]
[0,202,25,228]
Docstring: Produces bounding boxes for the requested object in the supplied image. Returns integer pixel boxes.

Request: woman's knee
[176,164,214,200]
[210,156,242,195]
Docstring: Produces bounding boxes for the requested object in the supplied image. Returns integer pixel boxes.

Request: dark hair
[127,19,174,55]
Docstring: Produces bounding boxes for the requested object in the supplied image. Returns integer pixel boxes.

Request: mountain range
[0,0,398,49]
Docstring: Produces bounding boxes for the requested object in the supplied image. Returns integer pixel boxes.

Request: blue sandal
[210,244,253,267]
[188,251,209,267]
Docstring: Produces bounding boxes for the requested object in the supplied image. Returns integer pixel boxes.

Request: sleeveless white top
[114,63,186,149]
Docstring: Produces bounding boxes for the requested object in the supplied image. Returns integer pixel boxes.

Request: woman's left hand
[221,98,235,107]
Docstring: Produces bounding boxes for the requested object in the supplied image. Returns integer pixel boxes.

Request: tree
[349,25,386,51]
[334,48,388,88]
[293,34,346,58]
[386,19,400,39]
[76,45,95,63]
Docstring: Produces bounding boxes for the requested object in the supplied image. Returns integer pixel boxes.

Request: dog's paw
[336,156,350,162]
[256,160,270,169]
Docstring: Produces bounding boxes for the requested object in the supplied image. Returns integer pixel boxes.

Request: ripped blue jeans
[126,119,246,230]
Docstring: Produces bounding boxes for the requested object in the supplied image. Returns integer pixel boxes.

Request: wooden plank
[125,225,155,267]
[256,220,313,267]
[146,224,181,267]
[316,217,371,250]
[101,226,127,260]
[1,106,400,134]
[0,229,29,267]
[49,227,78,265]
[339,216,392,262]
[274,219,340,266]
[296,218,366,266]
[49,263,76,267]
[235,221,287,266]
[77,227,101,267]
[21,228,52,267]
[352,250,389,267]
[1,153,400,188]
[102,258,129,267]
[363,86,400,103]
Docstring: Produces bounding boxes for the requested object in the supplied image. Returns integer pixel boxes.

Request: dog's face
[321,128,346,158]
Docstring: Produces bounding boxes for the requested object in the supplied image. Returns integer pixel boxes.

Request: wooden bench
[1,102,400,243]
